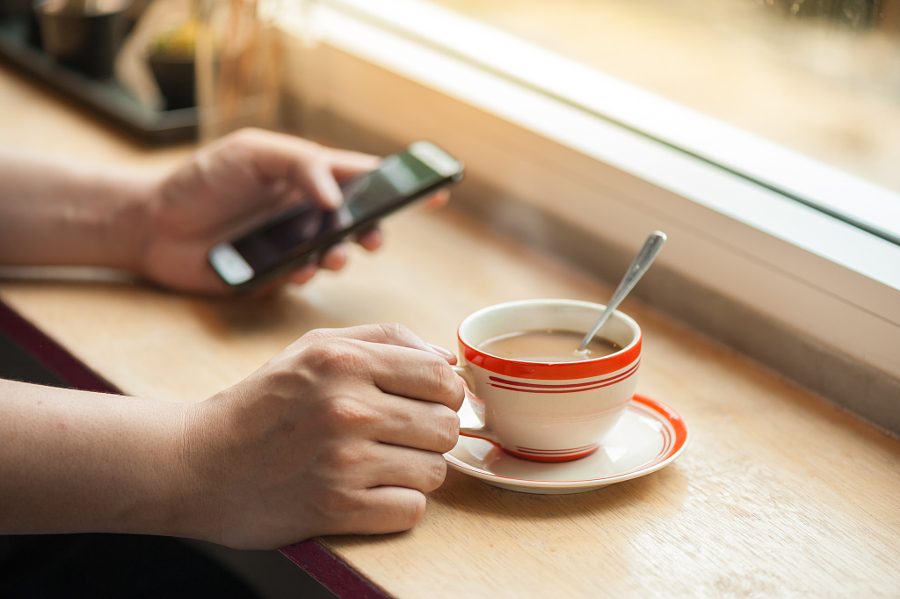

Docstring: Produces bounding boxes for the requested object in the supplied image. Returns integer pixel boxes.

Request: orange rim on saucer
[445,394,689,493]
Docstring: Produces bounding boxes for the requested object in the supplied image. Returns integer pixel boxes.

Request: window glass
[428,0,900,199]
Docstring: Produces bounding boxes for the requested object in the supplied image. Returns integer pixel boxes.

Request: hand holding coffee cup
[452,299,641,462]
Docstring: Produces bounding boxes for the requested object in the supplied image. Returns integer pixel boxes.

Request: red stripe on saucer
[514,442,599,454]
[506,445,600,462]
[632,394,688,463]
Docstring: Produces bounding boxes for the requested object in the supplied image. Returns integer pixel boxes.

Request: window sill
[276,0,900,431]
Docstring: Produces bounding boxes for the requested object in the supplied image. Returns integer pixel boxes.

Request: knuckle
[397,493,427,530]
[321,442,361,469]
[377,322,412,343]
[295,328,342,355]
[321,397,379,436]
[226,127,263,147]
[315,486,366,526]
[437,408,460,452]
[302,337,365,378]
[427,357,459,401]
[423,454,448,492]
[380,322,434,351]
[299,327,334,345]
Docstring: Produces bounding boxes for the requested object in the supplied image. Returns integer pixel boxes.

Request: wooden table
[2,62,899,598]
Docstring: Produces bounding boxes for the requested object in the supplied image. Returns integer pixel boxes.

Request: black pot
[148,53,195,110]
[35,0,132,79]
[0,0,24,20]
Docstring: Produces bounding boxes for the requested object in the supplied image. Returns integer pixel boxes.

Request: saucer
[445,394,689,494]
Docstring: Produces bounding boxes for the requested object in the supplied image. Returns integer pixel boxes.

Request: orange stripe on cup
[486,361,640,393]
[461,336,641,381]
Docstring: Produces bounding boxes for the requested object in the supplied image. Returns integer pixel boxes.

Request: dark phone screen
[232,151,446,274]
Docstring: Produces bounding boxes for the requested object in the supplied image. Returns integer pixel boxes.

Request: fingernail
[315,173,344,209]
[429,343,458,363]
[325,190,343,210]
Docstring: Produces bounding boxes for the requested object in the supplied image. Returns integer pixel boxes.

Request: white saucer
[445,394,689,494]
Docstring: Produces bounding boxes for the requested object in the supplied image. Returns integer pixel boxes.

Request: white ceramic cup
[453,299,641,462]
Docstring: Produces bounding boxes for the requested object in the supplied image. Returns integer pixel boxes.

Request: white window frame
[278,0,900,385]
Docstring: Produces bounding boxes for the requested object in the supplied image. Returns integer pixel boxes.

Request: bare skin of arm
[0,324,464,550]
[0,129,460,548]
[0,128,391,292]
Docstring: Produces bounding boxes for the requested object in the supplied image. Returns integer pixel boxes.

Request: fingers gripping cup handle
[451,364,474,388]
[452,365,502,447]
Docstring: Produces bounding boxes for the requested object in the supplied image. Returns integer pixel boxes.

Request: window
[278,0,900,400]
[428,0,900,245]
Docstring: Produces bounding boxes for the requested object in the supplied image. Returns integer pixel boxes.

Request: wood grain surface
[1,62,898,598]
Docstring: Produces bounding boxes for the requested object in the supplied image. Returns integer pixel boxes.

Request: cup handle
[452,365,502,447]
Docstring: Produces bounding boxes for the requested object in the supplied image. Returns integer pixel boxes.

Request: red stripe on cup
[487,362,639,394]
[461,333,642,381]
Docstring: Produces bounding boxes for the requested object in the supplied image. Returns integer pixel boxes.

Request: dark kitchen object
[149,53,194,109]
[34,0,132,79]
[0,17,198,144]
[0,0,40,46]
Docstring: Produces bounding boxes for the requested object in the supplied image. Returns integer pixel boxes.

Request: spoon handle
[577,231,667,351]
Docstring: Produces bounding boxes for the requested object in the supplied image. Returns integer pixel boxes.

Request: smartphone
[208,141,464,292]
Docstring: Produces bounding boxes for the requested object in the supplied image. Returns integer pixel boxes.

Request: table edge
[0,297,113,393]
[0,297,391,599]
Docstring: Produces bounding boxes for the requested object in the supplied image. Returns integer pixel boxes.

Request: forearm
[0,146,158,270]
[0,379,204,539]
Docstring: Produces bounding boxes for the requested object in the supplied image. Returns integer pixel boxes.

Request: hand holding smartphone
[208,141,464,292]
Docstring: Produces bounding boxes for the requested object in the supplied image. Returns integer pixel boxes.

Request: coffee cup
[453,299,641,462]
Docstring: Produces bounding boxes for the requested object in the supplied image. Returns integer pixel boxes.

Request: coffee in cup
[453,299,641,462]
[477,329,621,362]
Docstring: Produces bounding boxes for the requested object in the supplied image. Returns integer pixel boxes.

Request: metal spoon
[577,231,667,351]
